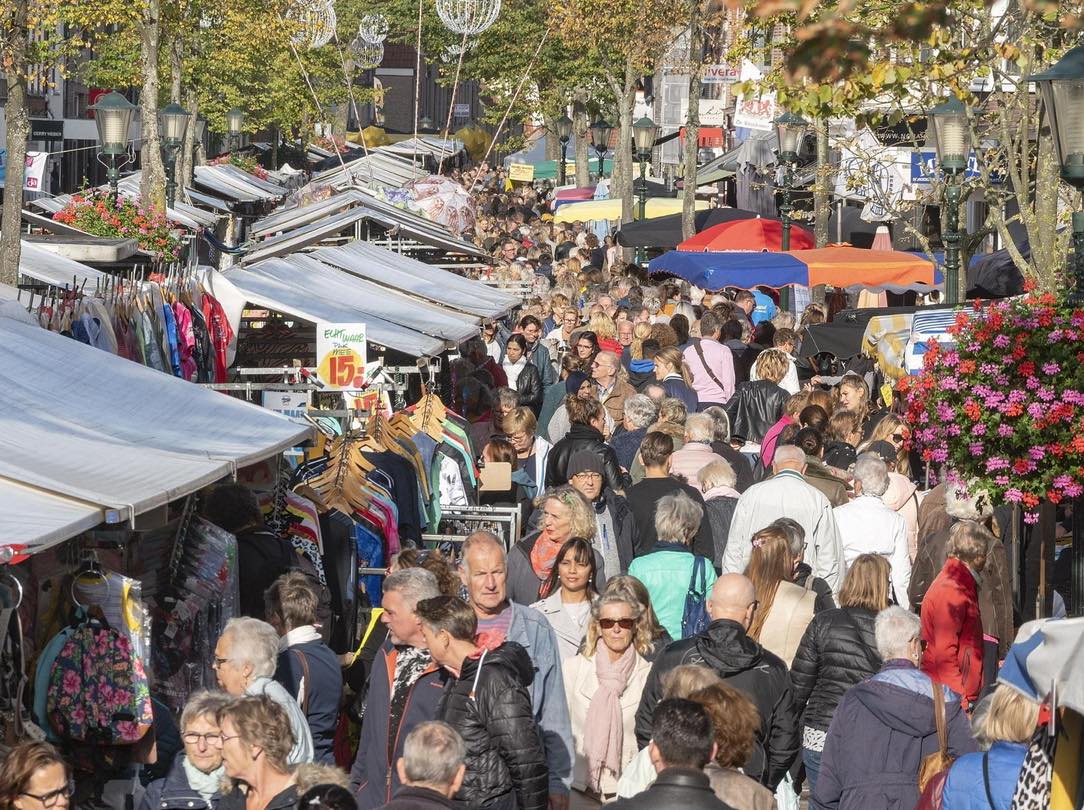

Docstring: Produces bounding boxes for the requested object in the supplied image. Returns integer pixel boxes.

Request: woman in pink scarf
[562,592,653,801]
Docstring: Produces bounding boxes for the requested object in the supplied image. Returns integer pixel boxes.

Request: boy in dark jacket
[416,596,548,810]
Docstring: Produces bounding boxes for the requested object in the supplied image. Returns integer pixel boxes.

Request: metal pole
[1070,210,1084,305]
[596,148,604,180]
[107,153,120,204]
[780,161,793,313]
[559,139,568,186]
[943,177,962,305]
[636,154,648,265]
[164,145,177,207]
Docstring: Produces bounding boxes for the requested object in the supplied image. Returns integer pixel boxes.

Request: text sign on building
[701,64,740,84]
[316,323,368,391]
[29,120,64,143]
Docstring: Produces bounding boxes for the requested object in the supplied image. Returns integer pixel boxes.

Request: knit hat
[565,371,590,395]
[567,450,604,478]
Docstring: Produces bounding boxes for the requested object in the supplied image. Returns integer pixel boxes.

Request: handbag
[680,556,710,639]
[917,683,954,792]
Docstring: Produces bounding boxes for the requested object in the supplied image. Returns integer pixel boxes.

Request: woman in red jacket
[919,520,987,711]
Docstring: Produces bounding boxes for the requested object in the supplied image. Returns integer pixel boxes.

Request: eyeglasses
[577,343,593,351]
[599,618,636,630]
[182,731,223,746]
[213,733,242,747]
[20,781,74,807]
[211,656,230,669]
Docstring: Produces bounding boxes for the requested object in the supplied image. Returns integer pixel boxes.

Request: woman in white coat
[531,538,599,660]
[562,591,653,802]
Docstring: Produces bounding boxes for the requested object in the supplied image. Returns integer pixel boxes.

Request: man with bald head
[721,443,845,591]
[634,574,798,790]
[459,531,573,810]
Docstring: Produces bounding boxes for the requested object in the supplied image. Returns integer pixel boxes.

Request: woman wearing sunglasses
[562,592,653,803]
[0,742,72,810]
[140,691,231,810]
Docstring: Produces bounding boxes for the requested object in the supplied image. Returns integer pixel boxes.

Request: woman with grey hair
[212,617,314,764]
[699,459,741,569]
[139,691,232,810]
[610,394,658,471]
[627,492,717,640]
[701,405,754,493]
[813,606,977,810]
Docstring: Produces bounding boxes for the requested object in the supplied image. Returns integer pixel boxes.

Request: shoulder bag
[693,340,729,394]
[918,682,955,791]
[680,556,710,639]
[291,648,312,715]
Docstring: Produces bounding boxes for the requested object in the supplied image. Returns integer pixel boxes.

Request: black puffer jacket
[789,606,881,733]
[635,619,799,790]
[439,642,548,810]
[515,362,544,414]
[545,423,631,492]
[723,379,789,443]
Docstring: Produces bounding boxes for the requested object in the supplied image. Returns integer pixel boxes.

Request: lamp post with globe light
[89,91,137,202]
[556,114,573,186]
[632,115,658,265]
[928,95,971,305]
[589,118,612,181]
[158,102,190,207]
[773,111,809,253]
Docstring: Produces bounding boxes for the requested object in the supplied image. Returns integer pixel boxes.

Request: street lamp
[89,90,137,202]
[632,115,657,265]
[928,95,971,305]
[226,106,244,152]
[589,118,612,180]
[158,102,190,207]
[774,111,809,253]
[555,114,572,186]
[1030,44,1084,305]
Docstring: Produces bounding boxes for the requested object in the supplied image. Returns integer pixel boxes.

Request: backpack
[681,556,710,639]
[46,620,153,745]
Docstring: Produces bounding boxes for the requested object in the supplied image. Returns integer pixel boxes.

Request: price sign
[508,163,535,182]
[316,323,368,390]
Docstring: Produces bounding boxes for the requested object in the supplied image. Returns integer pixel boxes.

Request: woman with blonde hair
[724,349,790,445]
[630,322,654,360]
[744,525,817,666]
[588,313,621,355]
[858,412,912,477]
[790,554,889,790]
[602,574,672,658]
[563,592,654,800]
[653,346,698,413]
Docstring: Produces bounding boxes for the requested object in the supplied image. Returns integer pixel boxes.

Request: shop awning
[193,166,286,202]
[553,198,710,224]
[313,151,429,190]
[19,240,108,287]
[218,263,449,357]
[0,314,311,522]
[312,240,519,319]
[0,478,105,552]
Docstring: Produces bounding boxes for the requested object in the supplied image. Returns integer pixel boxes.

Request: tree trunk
[140,0,167,210]
[573,88,590,188]
[681,3,703,241]
[615,61,636,224]
[543,114,561,162]
[170,40,186,197]
[813,118,831,248]
[0,0,30,287]
[1031,131,1064,294]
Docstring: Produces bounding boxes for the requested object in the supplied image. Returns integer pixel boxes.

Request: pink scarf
[583,645,637,791]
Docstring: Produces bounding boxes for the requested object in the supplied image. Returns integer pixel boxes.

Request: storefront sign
[701,64,740,84]
[733,94,777,132]
[316,323,368,390]
[909,150,982,185]
[261,390,310,418]
[508,163,535,182]
[29,120,64,143]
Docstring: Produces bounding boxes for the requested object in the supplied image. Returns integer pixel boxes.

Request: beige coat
[563,648,653,795]
[757,580,816,667]
[706,764,778,810]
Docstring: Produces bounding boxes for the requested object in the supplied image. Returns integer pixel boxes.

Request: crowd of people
[0,167,1040,810]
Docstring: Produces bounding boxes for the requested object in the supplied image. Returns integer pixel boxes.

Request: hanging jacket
[439,643,549,810]
[790,606,881,734]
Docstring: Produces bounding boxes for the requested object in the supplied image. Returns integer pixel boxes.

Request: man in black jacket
[610,699,735,810]
[635,574,799,790]
[417,595,549,810]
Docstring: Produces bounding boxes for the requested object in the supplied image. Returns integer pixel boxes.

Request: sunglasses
[892,433,909,442]
[599,618,636,630]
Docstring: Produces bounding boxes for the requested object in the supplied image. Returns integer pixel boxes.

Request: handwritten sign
[316,323,368,391]
[508,163,535,182]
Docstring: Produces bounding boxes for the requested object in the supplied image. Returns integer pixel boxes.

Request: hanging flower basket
[53,192,185,263]
[906,285,1084,523]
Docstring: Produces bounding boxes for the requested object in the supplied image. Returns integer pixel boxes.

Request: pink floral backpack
[46,620,153,744]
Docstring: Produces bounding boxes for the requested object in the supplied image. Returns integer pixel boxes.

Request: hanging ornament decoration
[285,0,337,49]
[440,38,477,64]
[352,38,385,70]
[357,13,389,43]
[435,0,501,36]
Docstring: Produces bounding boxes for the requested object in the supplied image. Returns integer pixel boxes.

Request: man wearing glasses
[633,574,799,791]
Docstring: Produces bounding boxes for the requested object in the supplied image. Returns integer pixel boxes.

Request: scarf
[583,645,637,791]
[529,529,564,598]
[182,756,223,805]
[278,624,322,652]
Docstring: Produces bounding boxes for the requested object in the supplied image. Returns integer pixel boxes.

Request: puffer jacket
[723,380,788,443]
[439,642,549,810]
[546,422,630,493]
[790,606,881,733]
[634,619,799,790]
[515,361,544,414]
[702,486,740,569]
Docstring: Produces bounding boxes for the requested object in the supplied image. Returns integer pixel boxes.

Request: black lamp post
[159,102,190,207]
[1030,45,1084,305]
[632,115,657,265]
[589,118,612,180]
[226,106,244,152]
[89,91,137,202]
[773,111,808,253]
[928,95,971,305]
[555,114,573,186]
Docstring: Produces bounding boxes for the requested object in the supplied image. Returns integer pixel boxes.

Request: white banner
[702,64,739,84]
[23,152,48,192]
[733,60,777,132]
[833,129,917,221]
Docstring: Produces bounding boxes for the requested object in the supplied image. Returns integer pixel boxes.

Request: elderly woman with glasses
[562,592,654,802]
[213,617,313,764]
[0,742,71,810]
[140,691,232,810]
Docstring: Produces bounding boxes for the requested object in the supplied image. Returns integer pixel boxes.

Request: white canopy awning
[313,240,519,319]
[0,478,105,552]
[218,264,449,357]
[19,240,108,287]
[0,314,311,522]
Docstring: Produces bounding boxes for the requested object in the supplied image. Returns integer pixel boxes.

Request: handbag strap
[693,340,729,394]
[291,648,311,716]
[982,752,996,809]
[688,555,706,597]
[932,681,948,756]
